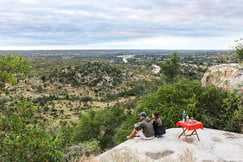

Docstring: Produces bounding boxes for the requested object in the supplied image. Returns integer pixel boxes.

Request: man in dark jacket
[127,112,155,140]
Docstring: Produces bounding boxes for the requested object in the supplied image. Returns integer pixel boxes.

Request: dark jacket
[153,118,166,136]
[135,117,155,137]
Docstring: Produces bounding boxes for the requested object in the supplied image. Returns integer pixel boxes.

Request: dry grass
[70,155,98,162]
[98,149,139,162]
[178,148,195,162]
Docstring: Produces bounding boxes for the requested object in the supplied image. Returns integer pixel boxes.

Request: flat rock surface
[97,128,243,162]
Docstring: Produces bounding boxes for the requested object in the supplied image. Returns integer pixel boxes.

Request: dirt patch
[223,132,237,139]
[211,136,222,142]
[145,150,174,160]
[182,137,195,143]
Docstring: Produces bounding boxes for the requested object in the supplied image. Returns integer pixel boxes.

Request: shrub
[0,55,31,89]
[0,99,64,161]
[72,106,126,150]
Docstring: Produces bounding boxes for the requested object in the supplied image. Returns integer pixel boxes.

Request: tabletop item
[182,110,186,122]
[186,115,189,122]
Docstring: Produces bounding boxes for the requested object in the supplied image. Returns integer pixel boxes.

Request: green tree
[0,55,31,89]
[0,99,64,162]
[234,38,243,61]
[74,110,100,141]
[196,85,242,131]
[73,106,125,150]
[160,52,180,82]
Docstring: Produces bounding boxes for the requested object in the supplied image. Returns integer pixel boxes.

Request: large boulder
[96,128,243,162]
[201,63,243,93]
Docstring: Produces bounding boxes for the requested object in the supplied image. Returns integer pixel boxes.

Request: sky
[0,0,242,50]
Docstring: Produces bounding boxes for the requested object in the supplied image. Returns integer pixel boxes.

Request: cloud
[19,0,40,4]
[0,0,243,49]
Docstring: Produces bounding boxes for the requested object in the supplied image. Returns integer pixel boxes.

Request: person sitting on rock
[152,112,166,137]
[127,112,155,140]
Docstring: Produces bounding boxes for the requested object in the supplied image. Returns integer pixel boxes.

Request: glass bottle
[186,115,189,122]
[182,110,186,122]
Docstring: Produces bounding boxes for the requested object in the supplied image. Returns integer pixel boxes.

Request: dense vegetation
[48,61,132,90]
[0,52,242,161]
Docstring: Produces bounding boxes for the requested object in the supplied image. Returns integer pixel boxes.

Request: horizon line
[0,48,232,51]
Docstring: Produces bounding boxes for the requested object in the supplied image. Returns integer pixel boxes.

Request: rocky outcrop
[201,63,243,93]
[97,128,243,162]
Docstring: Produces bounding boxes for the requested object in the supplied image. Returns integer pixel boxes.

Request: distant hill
[48,61,132,90]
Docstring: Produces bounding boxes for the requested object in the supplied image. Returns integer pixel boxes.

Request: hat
[138,112,147,117]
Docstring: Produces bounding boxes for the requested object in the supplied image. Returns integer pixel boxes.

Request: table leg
[187,130,200,141]
[178,127,187,139]
[178,128,200,141]
[194,130,200,141]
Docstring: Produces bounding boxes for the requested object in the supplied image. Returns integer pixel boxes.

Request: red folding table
[176,120,204,141]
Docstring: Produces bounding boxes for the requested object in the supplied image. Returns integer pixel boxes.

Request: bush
[0,125,64,162]
[0,55,31,89]
[0,96,11,105]
[72,106,126,150]
[64,140,100,161]
[0,99,64,162]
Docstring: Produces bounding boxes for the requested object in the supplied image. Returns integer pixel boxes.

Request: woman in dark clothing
[152,112,166,137]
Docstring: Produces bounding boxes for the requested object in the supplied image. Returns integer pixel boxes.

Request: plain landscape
[1,0,243,161]
[0,49,242,161]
